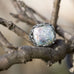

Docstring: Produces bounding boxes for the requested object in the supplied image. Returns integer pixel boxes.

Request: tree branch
[56,25,72,40]
[0,32,12,47]
[0,39,69,71]
[50,0,61,29]
[0,18,32,46]
[10,13,37,25]
[0,32,18,53]
[11,0,40,25]
[0,37,74,71]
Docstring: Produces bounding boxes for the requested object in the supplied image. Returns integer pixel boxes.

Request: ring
[29,23,56,46]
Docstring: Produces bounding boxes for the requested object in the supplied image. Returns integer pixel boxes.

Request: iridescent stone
[29,23,56,46]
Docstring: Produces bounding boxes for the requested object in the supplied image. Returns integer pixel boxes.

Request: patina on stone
[29,23,56,46]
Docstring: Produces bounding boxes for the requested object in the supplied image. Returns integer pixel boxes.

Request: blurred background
[0,0,74,74]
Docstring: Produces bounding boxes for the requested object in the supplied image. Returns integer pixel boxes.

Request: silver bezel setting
[29,23,56,46]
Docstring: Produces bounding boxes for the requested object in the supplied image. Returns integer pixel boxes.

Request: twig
[11,0,24,14]
[50,0,61,29]
[10,13,36,25]
[0,32,12,47]
[17,1,39,23]
[0,32,15,52]
[0,18,32,46]
[11,0,40,25]
[56,25,72,40]
[11,0,49,24]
